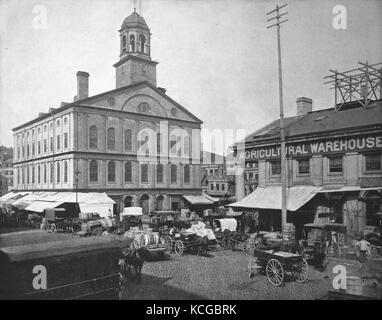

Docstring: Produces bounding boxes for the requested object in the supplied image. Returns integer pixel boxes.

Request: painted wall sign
[238,135,382,161]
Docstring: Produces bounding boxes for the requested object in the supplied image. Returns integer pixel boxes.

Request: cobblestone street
[122,248,335,300]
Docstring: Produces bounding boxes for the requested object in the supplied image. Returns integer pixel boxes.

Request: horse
[192,235,209,256]
[119,246,149,282]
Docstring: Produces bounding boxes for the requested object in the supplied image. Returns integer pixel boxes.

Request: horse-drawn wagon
[249,247,308,286]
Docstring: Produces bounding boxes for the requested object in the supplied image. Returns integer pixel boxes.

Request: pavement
[122,248,338,300]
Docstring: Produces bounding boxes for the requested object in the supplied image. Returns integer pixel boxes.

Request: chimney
[296,97,312,116]
[75,71,89,101]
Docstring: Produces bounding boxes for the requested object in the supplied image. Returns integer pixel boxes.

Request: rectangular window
[222,184,225,191]
[329,156,343,173]
[210,183,214,190]
[216,184,220,191]
[50,137,54,152]
[44,139,47,153]
[365,152,381,171]
[57,135,61,150]
[38,141,41,154]
[64,133,68,149]
[32,143,35,156]
[298,158,310,174]
[141,164,148,183]
[271,160,281,175]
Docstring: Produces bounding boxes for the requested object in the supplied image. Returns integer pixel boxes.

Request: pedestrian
[356,236,371,263]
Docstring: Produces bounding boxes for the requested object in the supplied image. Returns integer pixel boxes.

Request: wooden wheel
[242,239,256,256]
[266,259,284,286]
[292,258,309,283]
[163,236,173,252]
[174,240,184,256]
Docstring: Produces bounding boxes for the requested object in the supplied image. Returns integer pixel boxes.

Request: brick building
[231,97,382,240]
[11,11,203,214]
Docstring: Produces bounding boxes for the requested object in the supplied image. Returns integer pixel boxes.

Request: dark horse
[192,235,209,256]
[119,247,149,282]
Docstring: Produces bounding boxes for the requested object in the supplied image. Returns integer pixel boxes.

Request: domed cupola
[119,10,151,59]
[114,10,158,89]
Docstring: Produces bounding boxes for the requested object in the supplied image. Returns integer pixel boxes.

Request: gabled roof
[70,81,203,124]
[241,100,382,145]
[13,81,203,131]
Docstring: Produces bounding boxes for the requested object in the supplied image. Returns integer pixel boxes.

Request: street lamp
[74,168,81,211]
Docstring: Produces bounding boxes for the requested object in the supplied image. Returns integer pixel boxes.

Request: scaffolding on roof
[324,61,382,111]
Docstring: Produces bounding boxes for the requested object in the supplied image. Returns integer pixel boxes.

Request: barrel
[141,234,150,247]
[346,276,363,295]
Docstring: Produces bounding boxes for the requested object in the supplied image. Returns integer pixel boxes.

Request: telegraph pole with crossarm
[266,4,288,238]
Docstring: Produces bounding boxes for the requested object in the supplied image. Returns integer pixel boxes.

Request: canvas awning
[24,201,64,213]
[120,207,143,216]
[183,195,214,205]
[314,185,382,193]
[228,186,319,212]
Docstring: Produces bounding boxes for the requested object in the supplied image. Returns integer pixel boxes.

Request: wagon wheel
[91,227,103,236]
[292,258,309,283]
[242,239,257,256]
[174,240,184,256]
[163,236,173,252]
[266,259,284,286]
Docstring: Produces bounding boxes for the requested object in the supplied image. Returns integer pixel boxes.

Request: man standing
[356,236,371,263]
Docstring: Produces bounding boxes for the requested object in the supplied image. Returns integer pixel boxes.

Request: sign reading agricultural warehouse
[239,135,382,161]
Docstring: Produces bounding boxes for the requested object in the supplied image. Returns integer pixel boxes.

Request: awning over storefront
[314,185,382,193]
[228,186,319,211]
[183,195,214,205]
[25,201,64,213]
[203,194,220,203]
[2,191,115,217]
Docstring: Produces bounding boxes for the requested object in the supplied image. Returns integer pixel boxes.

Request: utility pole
[266,4,288,238]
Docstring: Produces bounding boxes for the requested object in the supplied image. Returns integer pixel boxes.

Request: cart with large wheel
[249,248,308,286]
[172,231,209,256]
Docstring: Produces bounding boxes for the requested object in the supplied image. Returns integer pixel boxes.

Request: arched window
[125,161,132,182]
[32,165,35,183]
[27,166,30,184]
[140,194,150,214]
[56,162,60,183]
[156,195,164,211]
[89,160,98,182]
[137,102,151,113]
[141,164,148,183]
[108,161,116,182]
[139,34,146,52]
[129,34,135,51]
[44,164,47,183]
[125,129,132,151]
[89,126,98,149]
[64,161,68,183]
[184,165,190,183]
[124,196,133,208]
[107,128,115,150]
[170,164,177,183]
[157,164,163,183]
[122,35,127,52]
[38,165,41,184]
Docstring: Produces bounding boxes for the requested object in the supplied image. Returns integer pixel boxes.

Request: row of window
[89,161,191,184]
[269,152,382,176]
[210,183,226,191]
[16,161,69,185]
[17,133,69,160]
[89,126,190,156]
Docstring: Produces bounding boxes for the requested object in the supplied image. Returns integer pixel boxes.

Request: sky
[0,0,381,150]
